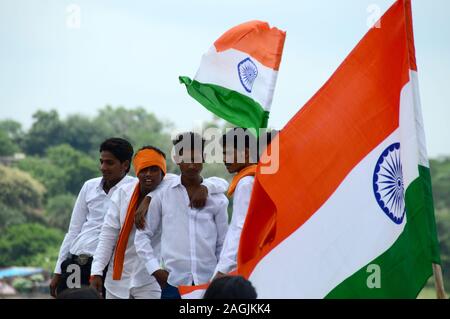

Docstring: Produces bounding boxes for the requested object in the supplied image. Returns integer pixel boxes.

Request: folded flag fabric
[180,20,286,129]
[179,270,239,299]
[237,0,441,298]
[179,283,209,299]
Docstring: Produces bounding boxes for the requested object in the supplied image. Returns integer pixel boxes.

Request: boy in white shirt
[91,145,228,298]
[135,132,229,299]
[50,138,135,298]
[213,128,259,279]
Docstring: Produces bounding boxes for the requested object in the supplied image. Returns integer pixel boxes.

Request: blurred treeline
[0,106,448,294]
[0,106,230,272]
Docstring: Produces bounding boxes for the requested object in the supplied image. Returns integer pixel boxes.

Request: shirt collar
[170,175,183,188]
[97,175,134,192]
[170,175,204,189]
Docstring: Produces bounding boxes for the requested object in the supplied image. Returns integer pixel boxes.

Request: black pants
[56,255,107,298]
[161,283,181,299]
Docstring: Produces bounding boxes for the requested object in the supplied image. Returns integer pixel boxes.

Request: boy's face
[177,149,203,178]
[99,150,129,183]
[223,146,247,174]
[137,165,164,194]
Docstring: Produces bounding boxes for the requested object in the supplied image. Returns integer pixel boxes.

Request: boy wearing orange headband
[135,132,229,299]
[90,145,228,299]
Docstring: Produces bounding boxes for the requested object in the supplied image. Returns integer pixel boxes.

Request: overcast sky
[0,0,449,157]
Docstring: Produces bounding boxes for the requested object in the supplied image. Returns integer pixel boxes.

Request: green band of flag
[179,76,269,129]
[326,166,441,298]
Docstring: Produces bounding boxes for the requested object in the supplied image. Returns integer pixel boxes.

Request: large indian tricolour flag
[180,21,286,129]
[237,0,441,298]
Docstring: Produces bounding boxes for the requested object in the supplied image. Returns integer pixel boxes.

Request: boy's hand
[89,275,104,297]
[190,185,208,208]
[153,269,169,289]
[213,271,227,281]
[135,197,151,230]
[49,273,61,298]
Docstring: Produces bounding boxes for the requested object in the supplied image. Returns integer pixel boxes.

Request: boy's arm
[134,193,164,281]
[189,177,229,209]
[91,191,122,277]
[53,182,89,274]
[136,174,177,229]
[214,195,230,260]
[202,176,229,195]
[214,180,252,276]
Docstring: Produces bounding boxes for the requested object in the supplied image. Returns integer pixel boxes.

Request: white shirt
[90,176,161,298]
[214,175,254,275]
[135,176,229,287]
[92,174,229,297]
[54,175,136,274]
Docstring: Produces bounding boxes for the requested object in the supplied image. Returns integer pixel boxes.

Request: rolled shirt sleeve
[214,177,253,275]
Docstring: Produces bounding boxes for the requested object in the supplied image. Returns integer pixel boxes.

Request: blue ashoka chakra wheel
[237,57,258,93]
[373,143,406,224]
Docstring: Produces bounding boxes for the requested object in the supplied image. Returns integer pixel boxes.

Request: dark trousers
[56,255,107,298]
[161,283,181,299]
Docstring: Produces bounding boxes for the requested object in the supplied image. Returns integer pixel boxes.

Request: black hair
[221,128,257,150]
[258,129,280,156]
[99,137,134,173]
[221,128,280,162]
[263,129,279,146]
[56,287,101,299]
[221,128,258,163]
[203,275,257,299]
[172,132,205,161]
[172,132,205,149]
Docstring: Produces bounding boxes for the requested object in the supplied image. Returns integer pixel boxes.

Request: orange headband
[132,149,167,176]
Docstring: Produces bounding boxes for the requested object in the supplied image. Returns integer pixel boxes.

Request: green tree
[0,223,63,267]
[12,277,33,293]
[435,209,450,288]
[15,156,65,198]
[429,157,450,291]
[92,105,175,172]
[0,202,26,231]
[61,114,103,154]
[430,158,450,210]
[27,245,61,273]
[0,129,18,156]
[0,165,46,223]
[46,144,98,194]
[45,194,76,230]
[94,105,173,149]
[0,119,24,147]
[15,145,98,197]
[22,110,65,155]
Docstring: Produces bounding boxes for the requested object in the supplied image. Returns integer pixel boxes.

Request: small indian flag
[180,20,286,129]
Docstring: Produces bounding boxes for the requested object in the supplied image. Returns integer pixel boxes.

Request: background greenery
[0,106,231,274]
[0,106,448,297]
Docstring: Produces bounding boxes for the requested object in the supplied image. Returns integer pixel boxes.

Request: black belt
[70,254,93,266]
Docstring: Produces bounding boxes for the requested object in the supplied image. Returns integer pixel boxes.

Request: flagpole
[432,263,447,299]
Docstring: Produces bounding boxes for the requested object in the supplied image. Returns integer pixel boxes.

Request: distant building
[0,267,44,280]
[0,153,26,166]
[0,267,46,297]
